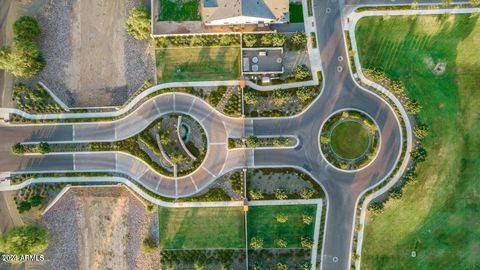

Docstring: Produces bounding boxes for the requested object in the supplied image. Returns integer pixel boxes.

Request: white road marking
[155,178,163,191]
[153,99,161,113]
[72,126,76,141]
[190,176,198,191]
[188,98,196,114]
[200,109,215,123]
[73,154,76,170]
[175,179,178,196]
[209,142,226,145]
[173,93,176,112]
[202,166,216,177]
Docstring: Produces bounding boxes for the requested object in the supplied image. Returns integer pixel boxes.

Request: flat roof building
[202,0,289,26]
[242,47,284,75]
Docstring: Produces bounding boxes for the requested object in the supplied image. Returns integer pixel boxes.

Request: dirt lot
[41,186,159,269]
[32,0,155,107]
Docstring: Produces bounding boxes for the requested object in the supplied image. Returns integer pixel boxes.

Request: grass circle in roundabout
[330,120,370,160]
[319,110,379,171]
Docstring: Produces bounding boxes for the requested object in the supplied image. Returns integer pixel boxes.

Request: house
[202,0,289,26]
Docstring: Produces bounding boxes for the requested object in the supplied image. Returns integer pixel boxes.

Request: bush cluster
[243,33,287,47]
[0,225,49,260]
[12,83,64,114]
[0,16,45,78]
[125,6,151,40]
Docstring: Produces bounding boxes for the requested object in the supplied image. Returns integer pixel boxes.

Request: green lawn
[289,3,304,23]
[356,14,480,269]
[158,207,245,249]
[158,0,201,21]
[156,46,241,83]
[330,120,369,159]
[247,205,316,248]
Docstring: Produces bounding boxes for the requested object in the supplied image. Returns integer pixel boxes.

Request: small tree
[243,34,257,47]
[275,238,287,248]
[300,237,313,249]
[12,143,25,155]
[301,262,311,270]
[170,152,187,165]
[405,99,421,114]
[244,90,258,105]
[294,65,311,81]
[271,33,287,47]
[249,237,263,249]
[471,0,480,6]
[0,225,48,258]
[125,6,151,40]
[37,142,50,154]
[442,0,452,7]
[275,213,288,223]
[13,16,41,41]
[17,201,32,213]
[302,214,313,225]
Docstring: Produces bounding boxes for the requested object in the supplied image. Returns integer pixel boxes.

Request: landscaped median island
[228,135,297,149]
[248,204,317,269]
[247,168,325,201]
[245,85,321,117]
[158,206,246,268]
[13,113,207,177]
[319,110,379,170]
[356,14,480,269]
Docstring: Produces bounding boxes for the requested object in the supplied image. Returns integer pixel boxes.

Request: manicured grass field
[156,46,241,83]
[356,14,480,269]
[158,207,245,249]
[289,3,304,23]
[158,0,201,21]
[330,120,369,159]
[247,205,316,248]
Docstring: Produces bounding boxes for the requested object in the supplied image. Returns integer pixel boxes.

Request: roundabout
[319,110,379,170]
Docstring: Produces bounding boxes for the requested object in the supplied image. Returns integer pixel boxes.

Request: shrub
[300,237,313,249]
[294,65,311,81]
[275,213,288,223]
[249,237,263,249]
[246,135,259,148]
[302,214,313,225]
[249,190,264,200]
[12,143,25,155]
[13,16,41,41]
[320,136,330,145]
[244,90,258,105]
[37,142,50,154]
[0,225,48,258]
[277,262,288,270]
[368,201,384,214]
[272,90,289,106]
[243,34,257,47]
[142,238,158,253]
[17,201,31,213]
[297,87,314,103]
[125,6,151,40]
[275,238,288,248]
[289,31,307,50]
[30,195,43,207]
[274,189,288,200]
[299,188,314,199]
[413,124,429,140]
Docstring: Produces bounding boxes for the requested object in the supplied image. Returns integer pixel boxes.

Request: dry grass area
[42,186,159,270]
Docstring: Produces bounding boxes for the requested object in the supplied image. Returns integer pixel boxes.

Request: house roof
[202,0,288,23]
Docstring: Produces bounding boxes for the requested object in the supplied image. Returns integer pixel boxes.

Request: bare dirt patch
[33,0,155,107]
[42,186,159,269]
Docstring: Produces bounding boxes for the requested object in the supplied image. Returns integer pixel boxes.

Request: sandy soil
[33,0,155,107]
[66,0,128,106]
[42,186,159,270]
